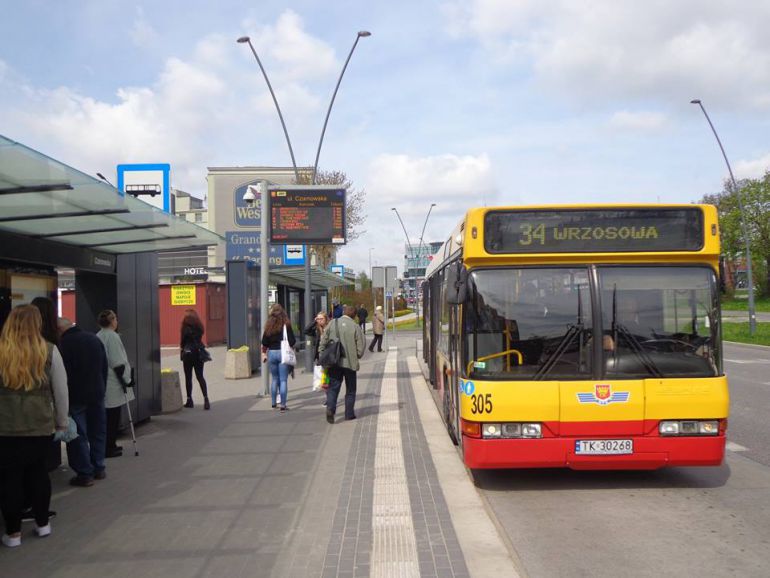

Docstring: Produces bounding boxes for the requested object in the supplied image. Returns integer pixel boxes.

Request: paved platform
[0,331,518,577]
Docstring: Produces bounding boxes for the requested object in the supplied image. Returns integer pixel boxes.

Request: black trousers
[106,406,122,451]
[326,367,357,419]
[369,333,383,351]
[359,320,367,334]
[183,358,208,399]
[0,435,53,534]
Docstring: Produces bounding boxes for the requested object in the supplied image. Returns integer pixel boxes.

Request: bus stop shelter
[0,133,222,422]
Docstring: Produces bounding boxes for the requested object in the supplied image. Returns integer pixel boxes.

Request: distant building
[402,241,442,299]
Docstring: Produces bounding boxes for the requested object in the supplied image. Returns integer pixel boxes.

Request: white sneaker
[2,533,21,547]
[35,524,51,537]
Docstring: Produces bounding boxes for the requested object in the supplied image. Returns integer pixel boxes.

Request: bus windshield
[466,268,593,380]
[465,266,720,380]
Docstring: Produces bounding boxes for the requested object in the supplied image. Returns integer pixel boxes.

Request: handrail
[467,349,523,375]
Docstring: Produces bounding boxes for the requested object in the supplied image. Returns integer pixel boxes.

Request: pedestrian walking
[0,305,69,547]
[318,305,365,424]
[261,304,295,413]
[368,305,385,352]
[96,310,133,458]
[180,309,210,410]
[305,311,330,404]
[58,318,108,487]
[357,304,368,334]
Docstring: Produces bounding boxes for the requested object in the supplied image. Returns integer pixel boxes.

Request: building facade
[402,241,442,300]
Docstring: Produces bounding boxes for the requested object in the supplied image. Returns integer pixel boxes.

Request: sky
[2,1,770,276]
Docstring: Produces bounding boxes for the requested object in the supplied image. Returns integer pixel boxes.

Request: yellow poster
[171,285,196,306]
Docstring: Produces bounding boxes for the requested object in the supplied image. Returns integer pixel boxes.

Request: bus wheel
[443,385,459,446]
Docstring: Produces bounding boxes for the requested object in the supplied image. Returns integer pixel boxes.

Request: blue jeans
[268,349,290,407]
[66,399,106,478]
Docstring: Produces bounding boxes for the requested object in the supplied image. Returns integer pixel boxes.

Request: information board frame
[268,185,346,245]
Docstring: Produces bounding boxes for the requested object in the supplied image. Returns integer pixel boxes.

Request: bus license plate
[575,439,633,455]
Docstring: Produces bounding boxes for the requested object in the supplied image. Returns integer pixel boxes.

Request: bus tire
[443,382,459,446]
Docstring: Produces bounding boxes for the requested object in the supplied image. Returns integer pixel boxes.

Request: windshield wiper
[611,286,662,378]
[534,287,585,380]
[534,323,582,380]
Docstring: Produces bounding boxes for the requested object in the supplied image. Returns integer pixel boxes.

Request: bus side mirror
[446,262,467,304]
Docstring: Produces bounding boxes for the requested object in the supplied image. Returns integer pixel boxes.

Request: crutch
[115,365,139,456]
[123,385,139,457]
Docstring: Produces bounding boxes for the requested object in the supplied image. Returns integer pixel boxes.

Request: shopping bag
[312,365,324,391]
[281,325,297,366]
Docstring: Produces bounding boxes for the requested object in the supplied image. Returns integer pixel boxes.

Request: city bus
[422,205,728,470]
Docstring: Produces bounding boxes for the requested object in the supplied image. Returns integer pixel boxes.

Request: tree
[295,169,367,269]
[702,170,770,296]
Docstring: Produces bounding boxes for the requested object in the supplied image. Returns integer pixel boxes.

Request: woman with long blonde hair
[0,305,68,548]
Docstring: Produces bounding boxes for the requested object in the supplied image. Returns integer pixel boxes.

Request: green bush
[394,309,412,318]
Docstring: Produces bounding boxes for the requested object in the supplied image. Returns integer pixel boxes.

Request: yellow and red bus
[423,205,728,470]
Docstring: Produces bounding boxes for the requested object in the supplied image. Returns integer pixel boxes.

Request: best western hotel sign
[234,180,261,227]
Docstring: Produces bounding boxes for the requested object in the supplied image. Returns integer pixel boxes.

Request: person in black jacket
[261,304,295,413]
[357,305,368,334]
[57,317,108,486]
[304,311,330,363]
[180,309,209,410]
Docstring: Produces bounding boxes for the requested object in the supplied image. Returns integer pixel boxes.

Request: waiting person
[0,305,68,547]
[96,310,133,458]
[30,297,59,347]
[332,301,343,319]
[180,309,210,410]
[261,304,295,413]
[58,318,108,487]
[369,305,385,353]
[318,305,365,424]
[305,311,330,405]
[357,304,368,334]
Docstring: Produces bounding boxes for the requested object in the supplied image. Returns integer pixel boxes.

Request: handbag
[200,346,212,363]
[280,325,297,366]
[312,365,325,391]
[319,319,345,369]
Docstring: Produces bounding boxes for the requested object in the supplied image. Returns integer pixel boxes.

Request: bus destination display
[270,188,346,245]
[485,208,704,253]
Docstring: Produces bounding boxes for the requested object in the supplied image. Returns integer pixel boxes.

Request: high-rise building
[402,241,442,300]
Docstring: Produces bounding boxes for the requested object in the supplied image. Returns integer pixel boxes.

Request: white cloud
[443,0,770,108]
[735,153,770,180]
[337,152,498,275]
[609,110,667,132]
[0,11,340,193]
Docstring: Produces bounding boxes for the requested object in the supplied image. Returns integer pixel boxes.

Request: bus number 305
[470,394,493,414]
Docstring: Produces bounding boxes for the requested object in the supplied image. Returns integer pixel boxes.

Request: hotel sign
[233,180,262,228]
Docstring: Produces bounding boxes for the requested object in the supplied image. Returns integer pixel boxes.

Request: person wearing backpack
[318,305,365,424]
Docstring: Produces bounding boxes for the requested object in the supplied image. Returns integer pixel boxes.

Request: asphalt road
[472,342,770,578]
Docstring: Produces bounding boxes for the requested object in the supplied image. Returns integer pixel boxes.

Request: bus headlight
[659,420,720,436]
[521,423,542,438]
[482,422,543,438]
[482,423,502,438]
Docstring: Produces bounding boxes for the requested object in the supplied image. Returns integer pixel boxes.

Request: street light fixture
[391,206,436,324]
[312,31,372,185]
[690,98,756,334]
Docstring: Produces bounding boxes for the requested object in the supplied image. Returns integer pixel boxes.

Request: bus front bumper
[462,435,726,470]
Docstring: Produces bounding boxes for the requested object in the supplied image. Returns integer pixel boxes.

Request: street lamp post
[415,203,437,321]
[238,35,302,393]
[308,30,370,372]
[392,206,435,325]
[691,99,757,335]
[368,247,375,309]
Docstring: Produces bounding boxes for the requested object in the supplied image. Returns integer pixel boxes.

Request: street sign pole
[259,181,270,396]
